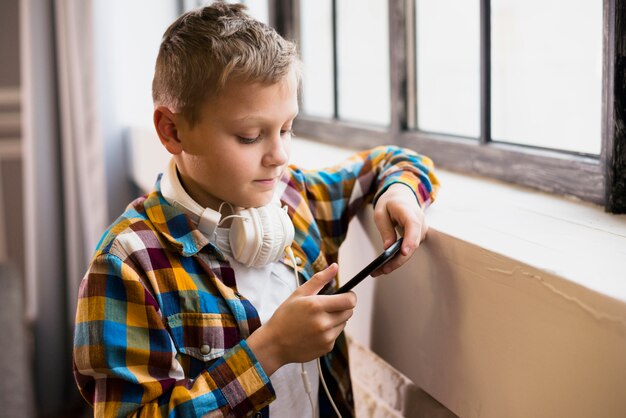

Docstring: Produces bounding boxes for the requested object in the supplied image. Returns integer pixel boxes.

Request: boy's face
[173,70,299,211]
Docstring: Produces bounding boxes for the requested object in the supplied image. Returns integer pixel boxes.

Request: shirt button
[254,413,262,418]
[295,256,303,266]
[200,344,211,355]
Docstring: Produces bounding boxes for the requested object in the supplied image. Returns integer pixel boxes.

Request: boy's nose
[263,134,289,166]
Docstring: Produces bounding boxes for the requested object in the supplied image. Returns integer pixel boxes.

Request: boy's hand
[372,183,428,276]
[247,264,356,376]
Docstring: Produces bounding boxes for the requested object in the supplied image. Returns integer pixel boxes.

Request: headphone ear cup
[229,204,294,268]
[229,209,263,267]
[275,205,295,251]
[255,205,294,266]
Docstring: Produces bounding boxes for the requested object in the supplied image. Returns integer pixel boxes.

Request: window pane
[336,0,390,126]
[416,0,480,138]
[183,1,269,23]
[491,0,602,155]
[240,0,269,24]
[300,0,334,119]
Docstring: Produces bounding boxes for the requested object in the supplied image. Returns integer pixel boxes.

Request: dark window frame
[272,0,625,213]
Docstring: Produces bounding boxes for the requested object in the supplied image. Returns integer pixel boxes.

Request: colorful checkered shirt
[73,145,439,417]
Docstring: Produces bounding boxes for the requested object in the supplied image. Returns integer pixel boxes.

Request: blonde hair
[152,1,301,126]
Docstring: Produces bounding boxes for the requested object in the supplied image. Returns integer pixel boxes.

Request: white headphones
[160,159,295,268]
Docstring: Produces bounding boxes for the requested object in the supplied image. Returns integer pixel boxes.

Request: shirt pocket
[166,312,238,363]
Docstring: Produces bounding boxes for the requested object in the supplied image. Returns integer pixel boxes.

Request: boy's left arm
[292,145,439,267]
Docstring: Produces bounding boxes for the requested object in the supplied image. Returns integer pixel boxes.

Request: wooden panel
[399,131,605,205]
[605,0,626,213]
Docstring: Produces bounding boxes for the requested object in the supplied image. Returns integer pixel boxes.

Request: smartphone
[324,238,404,295]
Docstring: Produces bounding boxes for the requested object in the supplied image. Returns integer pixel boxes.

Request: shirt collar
[143,174,221,258]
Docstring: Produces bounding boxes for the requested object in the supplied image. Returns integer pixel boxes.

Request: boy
[73,2,439,417]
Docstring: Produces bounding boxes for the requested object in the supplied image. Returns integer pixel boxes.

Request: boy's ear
[154,106,184,155]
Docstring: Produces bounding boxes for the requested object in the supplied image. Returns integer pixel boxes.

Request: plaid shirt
[73,145,439,417]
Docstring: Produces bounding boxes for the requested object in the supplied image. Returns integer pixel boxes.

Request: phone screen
[324,238,403,295]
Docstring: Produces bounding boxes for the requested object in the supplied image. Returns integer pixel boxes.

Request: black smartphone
[325,238,404,295]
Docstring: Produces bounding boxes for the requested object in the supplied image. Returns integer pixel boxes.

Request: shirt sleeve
[290,145,439,252]
[73,253,275,417]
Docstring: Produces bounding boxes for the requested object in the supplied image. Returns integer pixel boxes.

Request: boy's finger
[297,263,338,296]
[400,218,421,257]
[377,252,409,275]
[324,308,355,331]
[373,208,397,249]
[421,218,429,240]
[321,292,357,312]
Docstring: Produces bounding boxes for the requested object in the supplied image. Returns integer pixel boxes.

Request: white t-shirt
[229,257,320,418]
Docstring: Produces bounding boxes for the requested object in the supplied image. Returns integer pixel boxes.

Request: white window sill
[287,137,626,305]
[427,169,626,304]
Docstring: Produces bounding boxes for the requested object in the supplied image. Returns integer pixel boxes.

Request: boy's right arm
[73,254,275,418]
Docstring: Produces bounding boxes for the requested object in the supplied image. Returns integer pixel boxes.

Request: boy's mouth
[254,171,283,184]
[254,176,280,185]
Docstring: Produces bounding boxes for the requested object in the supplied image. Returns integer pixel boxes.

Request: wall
[0,0,25,282]
[0,5,27,414]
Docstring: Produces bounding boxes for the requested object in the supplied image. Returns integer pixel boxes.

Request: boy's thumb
[299,263,338,296]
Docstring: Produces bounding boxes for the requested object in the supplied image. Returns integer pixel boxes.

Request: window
[488,0,602,155]
[277,0,626,213]
[415,0,480,138]
[182,0,269,23]
[298,0,390,125]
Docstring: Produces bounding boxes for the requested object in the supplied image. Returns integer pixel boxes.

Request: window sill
[288,137,626,304]
[426,169,626,304]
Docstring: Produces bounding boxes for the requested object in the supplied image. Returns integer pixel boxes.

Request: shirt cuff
[374,175,422,207]
[211,339,276,417]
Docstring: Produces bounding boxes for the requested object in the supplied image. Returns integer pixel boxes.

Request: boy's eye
[237,135,262,144]
[237,130,294,144]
